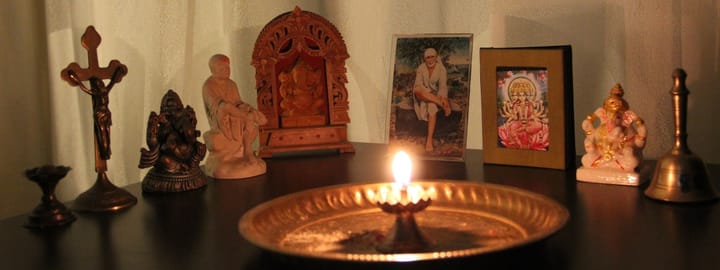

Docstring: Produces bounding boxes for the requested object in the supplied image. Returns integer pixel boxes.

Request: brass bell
[644,68,719,203]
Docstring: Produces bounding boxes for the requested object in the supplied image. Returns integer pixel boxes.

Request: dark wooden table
[2,143,719,270]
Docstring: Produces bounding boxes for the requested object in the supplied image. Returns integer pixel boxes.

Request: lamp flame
[392,151,412,186]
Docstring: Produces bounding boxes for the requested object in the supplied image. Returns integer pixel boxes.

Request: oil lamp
[24,165,76,229]
[375,151,432,253]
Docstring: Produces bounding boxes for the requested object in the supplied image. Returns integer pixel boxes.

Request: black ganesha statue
[139,90,207,192]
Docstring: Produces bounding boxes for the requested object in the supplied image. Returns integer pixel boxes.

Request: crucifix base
[72,172,137,212]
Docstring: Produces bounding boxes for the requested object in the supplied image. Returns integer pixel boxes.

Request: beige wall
[0,0,52,218]
[1,0,719,218]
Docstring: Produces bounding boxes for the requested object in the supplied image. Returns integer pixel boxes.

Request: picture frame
[479,46,575,169]
[387,34,473,161]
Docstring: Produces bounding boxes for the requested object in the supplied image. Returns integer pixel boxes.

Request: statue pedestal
[141,167,207,193]
[203,130,267,180]
[577,167,643,186]
[203,154,266,180]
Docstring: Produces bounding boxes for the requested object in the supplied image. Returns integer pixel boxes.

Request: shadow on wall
[231,26,265,109]
[0,0,52,219]
[683,1,720,164]
[499,4,620,159]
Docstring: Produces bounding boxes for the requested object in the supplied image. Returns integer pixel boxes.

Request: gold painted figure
[577,83,647,185]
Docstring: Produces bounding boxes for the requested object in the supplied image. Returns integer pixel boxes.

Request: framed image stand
[479,46,575,169]
[388,34,473,161]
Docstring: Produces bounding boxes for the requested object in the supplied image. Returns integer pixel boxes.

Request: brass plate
[238,180,569,262]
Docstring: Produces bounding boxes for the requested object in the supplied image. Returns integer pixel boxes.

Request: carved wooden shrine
[252,7,354,157]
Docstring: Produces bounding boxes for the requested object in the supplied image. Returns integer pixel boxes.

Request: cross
[60,26,128,173]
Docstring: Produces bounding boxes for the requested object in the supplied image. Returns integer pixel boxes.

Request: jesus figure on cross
[60,26,127,172]
[59,25,135,212]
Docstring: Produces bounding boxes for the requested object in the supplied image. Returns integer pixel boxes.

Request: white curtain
[44,0,314,199]
[40,0,720,201]
[43,0,401,200]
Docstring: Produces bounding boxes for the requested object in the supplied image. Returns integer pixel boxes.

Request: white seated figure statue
[202,54,268,179]
[576,83,648,186]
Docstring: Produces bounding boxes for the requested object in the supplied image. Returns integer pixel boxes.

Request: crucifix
[60,26,137,212]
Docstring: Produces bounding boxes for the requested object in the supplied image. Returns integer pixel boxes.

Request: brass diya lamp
[374,151,433,253]
[238,152,570,262]
[24,165,76,229]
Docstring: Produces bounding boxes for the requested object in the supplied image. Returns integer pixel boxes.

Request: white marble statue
[576,83,648,186]
[202,54,268,179]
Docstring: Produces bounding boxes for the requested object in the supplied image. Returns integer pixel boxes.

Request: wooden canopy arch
[252,6,354,157]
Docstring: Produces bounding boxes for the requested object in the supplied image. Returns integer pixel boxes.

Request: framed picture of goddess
[479,46,575,169]
[387,34,473,161]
